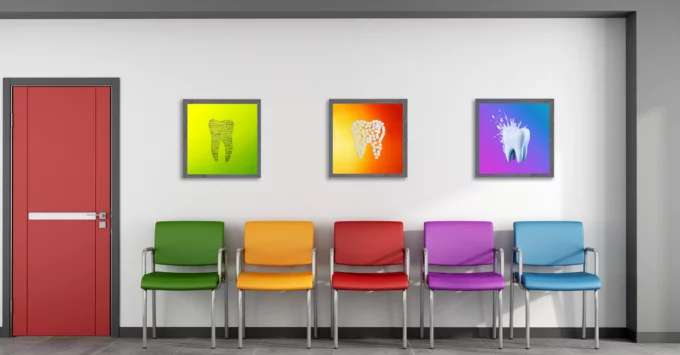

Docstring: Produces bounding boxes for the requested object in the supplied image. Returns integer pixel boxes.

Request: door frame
[1,78,120,337]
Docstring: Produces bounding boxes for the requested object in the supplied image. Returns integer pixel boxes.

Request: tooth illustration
[351,120,386,159]
[502,126,531,163]
[208,119,235,162]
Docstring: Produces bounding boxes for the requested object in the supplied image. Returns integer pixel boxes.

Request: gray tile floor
[0,337,677,355]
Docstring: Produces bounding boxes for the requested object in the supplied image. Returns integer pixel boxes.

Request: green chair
[141,221,227,349]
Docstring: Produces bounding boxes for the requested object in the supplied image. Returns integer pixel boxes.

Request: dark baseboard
[119,327,627,339]
[625,328,637,342]
[635,332,680,343]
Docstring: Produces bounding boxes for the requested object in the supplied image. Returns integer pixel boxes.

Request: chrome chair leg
[420,280,424,339]
[211,290,216,349]
[582,290,587,339]
[242,291,246,339]
[224,286,229,339]
[525,289,530,349]
[492,290,497,339]
[313,285,318,339]
[307,289,312,349]
[594,290,600,349]
[237,290,243,349]
[333,290,339,349]
[429,290,434,349]
[152,290,156,339]
[330,287,334,340]
[142,290,147,349]
[402,290,408,349]
[509,282,514,339]
[498,289,503,349]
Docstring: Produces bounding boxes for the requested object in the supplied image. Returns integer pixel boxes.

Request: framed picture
[183,99,261,178]
[329,99,407,177]
[476,99,554,177]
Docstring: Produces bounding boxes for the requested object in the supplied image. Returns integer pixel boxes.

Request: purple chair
[420,221,505,349]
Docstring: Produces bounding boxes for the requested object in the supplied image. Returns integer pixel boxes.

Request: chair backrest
[334,221,404,266]
[513,221,585,266]
[244,221,314,266]
[424,221,495,266]
[154,221,225,266]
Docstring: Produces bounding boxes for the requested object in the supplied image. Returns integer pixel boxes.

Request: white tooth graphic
[502,126,531,163]
[351,120,385,159]
[208,119,235,162]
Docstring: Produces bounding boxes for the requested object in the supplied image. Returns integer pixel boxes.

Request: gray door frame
[1,78,121,337]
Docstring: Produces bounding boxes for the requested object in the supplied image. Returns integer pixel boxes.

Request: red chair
[330,221,410,349]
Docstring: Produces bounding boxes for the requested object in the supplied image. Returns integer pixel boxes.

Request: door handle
[96,212,107,228]
[29,212,106,220]
[86,212,107,229]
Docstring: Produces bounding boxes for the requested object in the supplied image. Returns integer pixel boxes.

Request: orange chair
[235,221,317,348]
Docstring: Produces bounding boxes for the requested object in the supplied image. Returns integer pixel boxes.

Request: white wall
[0,19,625,329]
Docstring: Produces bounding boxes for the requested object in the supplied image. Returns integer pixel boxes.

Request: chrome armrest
[330,248,335,280]
[493,248,505,278]
[422,248,429,286]
[142,247,155,276]
[235,248,244,276]
[403,248,410,283]
[584,247,599,276]
[513,248,523,283]
[311,248,317,286]
[217,247,227,284]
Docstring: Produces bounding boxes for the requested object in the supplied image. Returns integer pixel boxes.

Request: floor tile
[118,337,192,347]
[414,350,493,355]
[95,337,189,355]
[12,337,115,355]
[333,348,413,355]
[489,348,571,355]
[634,343,680,355]
[176,345,257,355]
[410,338,492,353]
[259,338,335,350]
[254,348,333,355]
[552,338,647,354]
[333,339,412,354]
[0,337,51,355]
[176,338,261,354]
[14,346,102,355]
[334,338,409,349]
[186,337,261,349]
[485,338,571,354]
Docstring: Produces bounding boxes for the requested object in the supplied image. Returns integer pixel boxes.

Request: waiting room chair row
[140,220,601,351]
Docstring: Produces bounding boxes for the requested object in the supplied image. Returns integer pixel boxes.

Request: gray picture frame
[475,98,555,178]
[328,99,408,178]
[182,99,261,178]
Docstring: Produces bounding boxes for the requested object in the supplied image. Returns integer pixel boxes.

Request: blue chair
[510,221,601,349]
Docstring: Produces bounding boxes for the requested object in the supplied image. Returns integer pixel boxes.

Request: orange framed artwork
[329,99,407,177]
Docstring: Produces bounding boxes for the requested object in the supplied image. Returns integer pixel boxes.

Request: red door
[12,86,110,336]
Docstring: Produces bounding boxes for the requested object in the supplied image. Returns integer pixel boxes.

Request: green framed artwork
[183,99,261,178]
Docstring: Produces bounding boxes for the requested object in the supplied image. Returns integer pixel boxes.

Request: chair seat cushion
[332,272,408,291]
[427,272,504,291]
[141,272,219,291]
[515,272,601,291]
[236,272,314,291]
